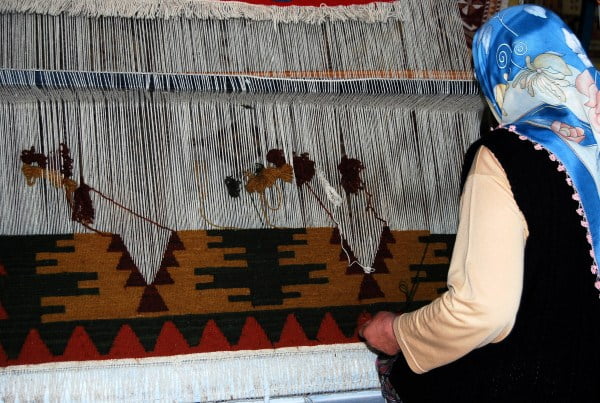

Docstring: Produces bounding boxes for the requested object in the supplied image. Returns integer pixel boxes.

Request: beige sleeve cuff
[394,145,529,374]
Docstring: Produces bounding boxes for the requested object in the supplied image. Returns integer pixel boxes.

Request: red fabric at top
[223,0,393,7]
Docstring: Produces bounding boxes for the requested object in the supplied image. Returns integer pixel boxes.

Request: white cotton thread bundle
[0,87,482,282]
[0,344,380,402]
[0,0,471,81]
[316,168,342,208]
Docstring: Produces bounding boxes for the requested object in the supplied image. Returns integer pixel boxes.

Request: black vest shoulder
[389,129,600,403]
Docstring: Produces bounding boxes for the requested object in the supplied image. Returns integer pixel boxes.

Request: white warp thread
[0,0,471,78]
[0,343,380,402]
[0,88,483,282]
[0,0,404,23]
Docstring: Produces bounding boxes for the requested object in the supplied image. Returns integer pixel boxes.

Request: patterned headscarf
[472,5,600,291]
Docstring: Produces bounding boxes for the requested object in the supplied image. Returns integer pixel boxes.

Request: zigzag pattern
[0,310,381,366]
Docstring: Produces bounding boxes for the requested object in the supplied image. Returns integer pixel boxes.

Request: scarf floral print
[472,5,600,292]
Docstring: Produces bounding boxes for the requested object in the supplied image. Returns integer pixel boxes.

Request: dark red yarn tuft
[59,143,74,179]
[266,149,287,168]
[293,152,315,186]
[72,183,95,225]
[20,146,47,168]
[338,155,364,194]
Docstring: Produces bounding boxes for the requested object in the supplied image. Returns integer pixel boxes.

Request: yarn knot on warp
[292,152,316,187]
[21,163,78,194]
[245,164,293,194]
[20,146,47,168]
[72,183,95,225]
[266,149,287,168]
[338,155,365,194]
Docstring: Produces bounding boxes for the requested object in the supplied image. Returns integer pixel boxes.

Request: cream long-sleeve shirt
[393,145,529,374]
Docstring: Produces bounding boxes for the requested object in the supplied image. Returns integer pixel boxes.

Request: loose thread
[405,238,431,310]
[364,187,388,226]
[249,195,266,228]
[80,221,112,237]
[263,184,283,211]
[195,162,237,230]
[89,187,175,232]
[306,182,337,221]
[258,193,277,228]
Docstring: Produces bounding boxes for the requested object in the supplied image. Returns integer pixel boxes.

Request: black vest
[389,130,600,403]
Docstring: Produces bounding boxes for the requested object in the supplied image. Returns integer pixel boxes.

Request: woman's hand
[359,311,401,356]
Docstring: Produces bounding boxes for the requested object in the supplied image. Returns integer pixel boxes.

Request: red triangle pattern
[235,317,272,351]
[17,329,55,365]
[194,320,232,353]
[275,314,315,348]
[61,326,101,362]
[355,311,372,338]
[152,321,190,356]
[108,324,148,359]
[6,312,361,366]
[316,313,354,344]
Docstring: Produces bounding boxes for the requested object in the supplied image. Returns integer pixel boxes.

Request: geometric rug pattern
[0,228,453,366]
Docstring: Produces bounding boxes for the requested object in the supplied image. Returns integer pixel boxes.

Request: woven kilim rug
[0,228,453,365]
[0,228,454,400]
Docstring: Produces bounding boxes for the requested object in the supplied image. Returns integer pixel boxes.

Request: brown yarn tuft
[338,155,364,194]
[292,152,315,187]
[59,143,74,179]
[72,183,95,225]
[245,167,279,193]
[276,164,294,183]
[266,149,287,168]
[20,146,47,168]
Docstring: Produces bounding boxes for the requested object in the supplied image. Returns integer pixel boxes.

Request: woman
[361,5,600,402]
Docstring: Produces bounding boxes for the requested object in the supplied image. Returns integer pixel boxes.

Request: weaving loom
[0,0,500,401]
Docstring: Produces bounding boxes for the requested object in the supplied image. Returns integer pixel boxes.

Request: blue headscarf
[473,5,600,291]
